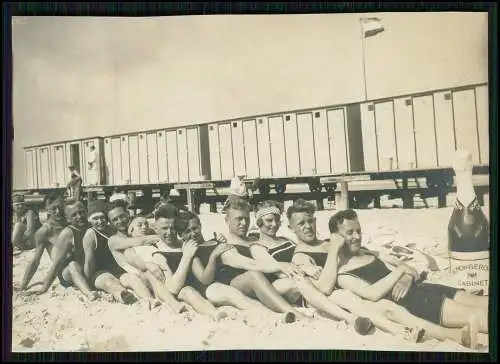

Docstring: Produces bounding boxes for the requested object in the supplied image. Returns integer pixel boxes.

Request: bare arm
[313,236,344,296]
[375,250,420,281]
[250,244,287,279]
[82,230,96,279]
[158,252,194,295]
[337,265,407,302]
[39,229,74,293]
[191,257,216,285]
[123,248,148,271]
[25,210,37,236]
[20,227,48,290]
[220,248,280,273]
[108,235,161,251]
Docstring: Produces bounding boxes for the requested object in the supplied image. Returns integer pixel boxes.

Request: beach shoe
[120,290,138,305]
[401,326,426,343]
[354,317,375,335]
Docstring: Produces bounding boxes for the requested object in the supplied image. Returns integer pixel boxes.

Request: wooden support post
[334,180,349,210]
[316,199,324,211]
[437,189,447,208]
[87,191,97,204]
[374,195,381,209]
[402,178,414,209]
[477,191,485,207]
[210,203,217,213]
[186,187,194,212]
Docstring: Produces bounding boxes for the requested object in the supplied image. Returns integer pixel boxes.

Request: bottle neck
[455,170,475,208]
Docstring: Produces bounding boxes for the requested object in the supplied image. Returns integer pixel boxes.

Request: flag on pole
[361,17,385,38]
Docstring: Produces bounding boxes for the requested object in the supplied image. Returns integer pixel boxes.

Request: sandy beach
[11,198,490,353]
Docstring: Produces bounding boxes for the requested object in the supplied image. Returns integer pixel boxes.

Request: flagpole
[359,18,368,101]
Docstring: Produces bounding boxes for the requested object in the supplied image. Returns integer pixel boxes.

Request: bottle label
[449,256,489,295]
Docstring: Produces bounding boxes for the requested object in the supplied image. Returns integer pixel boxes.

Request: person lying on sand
[250,200,415,339]
[211,197,316,324]
[20,198,98,301]
[295,205,484,349]
[82,200,138,305]
[107,200,186,312]
[12,194,41,252]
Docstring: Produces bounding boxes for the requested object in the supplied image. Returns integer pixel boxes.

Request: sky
[11,12,488,189]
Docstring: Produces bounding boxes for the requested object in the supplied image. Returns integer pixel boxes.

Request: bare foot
[86,291,99,302]
[213,309,229,322]
[460,315,479,350]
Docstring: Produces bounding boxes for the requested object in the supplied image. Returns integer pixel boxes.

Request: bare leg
[119,272,153,300]
[61,262,98,300]
[230,271,306,322]
[453,291,488,311]
[142,272,187,313]
[441,298,488,333]
[372,299,477,348]
[94,273,137,304]
[205,282,273,314]
[178,286,226,321]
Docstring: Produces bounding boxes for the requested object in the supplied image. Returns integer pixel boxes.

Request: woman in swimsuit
[328,209,486,348]
[251,200,426,339]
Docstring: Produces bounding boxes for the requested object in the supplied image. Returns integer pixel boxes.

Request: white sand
[12,204,490,353]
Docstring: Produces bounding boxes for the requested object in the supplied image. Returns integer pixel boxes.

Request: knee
[178,285,197,299]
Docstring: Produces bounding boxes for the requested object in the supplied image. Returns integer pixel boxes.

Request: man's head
[45,194,66,224]
[287,199,317,244]
[107,199,130,233]
[224,197,251,238]
[128,216,150,237]
[255,200,283,238]
[175,210,203,244]
[153,203,179,244]
[87,200,108,231]
[68,165,75,171]
[12,194,26,215]
[328,209,362,255]
[90,145,95,151]
[64,199,87,229]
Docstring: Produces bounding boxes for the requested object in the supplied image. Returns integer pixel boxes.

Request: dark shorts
[90,264,127,287]
[216,266,247,286]
[394,282,461,325]
[57,257,74,288]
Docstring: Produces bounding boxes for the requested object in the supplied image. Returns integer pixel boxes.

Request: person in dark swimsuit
[172,209,279,317]
[213,197,311,323]
[106,200,186,312]
[290,199,479,348]
[144,204,228,321]
[82,200,138,305]
[252,200,425,338]
[26,199,98,300]
[328,208,487,347]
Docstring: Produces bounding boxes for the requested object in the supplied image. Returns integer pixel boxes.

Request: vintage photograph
[10,12,490,353]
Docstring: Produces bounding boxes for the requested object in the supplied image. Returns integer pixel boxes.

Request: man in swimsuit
[107,200,186,312]
[20,198,98,300]
[67,165,82,202]
[18,195,67,292]
[290,199,480,348]
[12,194,41,251]
[82,199,138,305]
[215,197,309,322]
[329,208,487,346]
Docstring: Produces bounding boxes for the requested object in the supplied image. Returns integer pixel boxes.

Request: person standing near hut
[67,165,83,202]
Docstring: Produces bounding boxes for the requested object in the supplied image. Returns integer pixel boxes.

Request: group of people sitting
[14,193,488,349]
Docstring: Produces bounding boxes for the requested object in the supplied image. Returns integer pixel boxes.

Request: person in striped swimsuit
[82,200,138,305]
